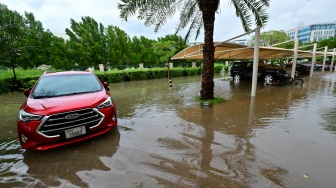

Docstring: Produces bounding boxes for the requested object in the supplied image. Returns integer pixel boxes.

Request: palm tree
[118,0,270,100]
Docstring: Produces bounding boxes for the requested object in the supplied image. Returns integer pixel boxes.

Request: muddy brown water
[1,72,336,187]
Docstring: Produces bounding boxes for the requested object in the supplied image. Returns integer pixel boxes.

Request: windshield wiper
[33,91,98,98]
[33,95,58,99]
[57,91,97,97]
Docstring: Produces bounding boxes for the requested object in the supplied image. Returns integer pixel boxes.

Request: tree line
[0,3,189,71]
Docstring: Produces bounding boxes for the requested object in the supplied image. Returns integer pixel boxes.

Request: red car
[17,71,118,150]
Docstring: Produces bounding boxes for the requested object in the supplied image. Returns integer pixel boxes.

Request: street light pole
[10,49,18,91]
[11,57,18,90]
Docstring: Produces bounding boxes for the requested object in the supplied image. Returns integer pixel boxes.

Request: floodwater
[1,71,336,188]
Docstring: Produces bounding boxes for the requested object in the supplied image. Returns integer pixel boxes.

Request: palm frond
[175,1,199,34]
[119,0,200,35]
[187,13,203,42]
[143,1,181,32]
[118,0,269,41]
[118,0,148,21]
[259,0,270,7]
[231,0,252,31]
[230,0,269,31]
[243,0,269,28]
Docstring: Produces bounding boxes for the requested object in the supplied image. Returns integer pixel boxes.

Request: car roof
[42,71,93,77]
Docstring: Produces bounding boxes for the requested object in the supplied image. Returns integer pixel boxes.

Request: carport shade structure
[171,41,330,60]
[171,41,335,97]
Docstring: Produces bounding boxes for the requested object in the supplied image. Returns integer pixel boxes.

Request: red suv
[17,71,118,150]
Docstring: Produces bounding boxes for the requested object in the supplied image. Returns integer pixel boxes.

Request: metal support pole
[331,48,336,71]
[291,37,299,79]
[310,43,317,77]
[251,26,260,97]
[322,46,328,72]
[167,63,172,89]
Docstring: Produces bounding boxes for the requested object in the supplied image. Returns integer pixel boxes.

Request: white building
[286,21,336,43]
[232,39,247,45]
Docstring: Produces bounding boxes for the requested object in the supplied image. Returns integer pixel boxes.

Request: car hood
[24,91,107,115]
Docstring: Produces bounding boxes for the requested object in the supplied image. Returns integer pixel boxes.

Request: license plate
[65,126,86,139]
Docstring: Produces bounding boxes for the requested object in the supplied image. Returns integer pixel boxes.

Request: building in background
[232,39,247,45]
[286,21,336,43]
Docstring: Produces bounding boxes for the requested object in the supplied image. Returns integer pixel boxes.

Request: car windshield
[32,74,102,98]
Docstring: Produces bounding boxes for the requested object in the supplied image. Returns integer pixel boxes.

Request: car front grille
[38,108,103,137]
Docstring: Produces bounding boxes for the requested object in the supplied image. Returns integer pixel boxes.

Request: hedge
[0,64,224,94]
[0,69,44,94]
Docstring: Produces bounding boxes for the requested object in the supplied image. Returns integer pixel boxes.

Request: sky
[1,0,336,42]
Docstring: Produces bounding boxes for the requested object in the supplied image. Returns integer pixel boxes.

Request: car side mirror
[23,88,31,97]
[103,82,110,91]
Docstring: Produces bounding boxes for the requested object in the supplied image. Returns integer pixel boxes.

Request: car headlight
[19,109,43,122]
[97,97,112,109]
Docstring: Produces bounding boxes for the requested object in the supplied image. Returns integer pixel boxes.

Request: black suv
[230,61,289,84]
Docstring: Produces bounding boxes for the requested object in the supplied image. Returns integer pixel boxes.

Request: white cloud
[1,0,336,42]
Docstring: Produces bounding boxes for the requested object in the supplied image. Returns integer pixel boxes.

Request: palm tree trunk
[199,0,218,100]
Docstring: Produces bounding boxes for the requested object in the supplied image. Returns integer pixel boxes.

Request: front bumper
[17,107,117,151]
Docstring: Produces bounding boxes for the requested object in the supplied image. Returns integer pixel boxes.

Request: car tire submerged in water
[264,74,274,84]
[233,73,242,81]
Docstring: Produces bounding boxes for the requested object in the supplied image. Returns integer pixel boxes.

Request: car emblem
[65,113,80,120]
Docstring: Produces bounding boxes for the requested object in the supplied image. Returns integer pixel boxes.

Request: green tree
[16,12,56,68]
[50,36,71,70]
[157,34,189,53]
[152,40,176,65]
[248,30,290,47]
[66,16,107,69]
[118,0,270,100]
[0,3,29,87]
[106,25,133,69]
[317,36,336,50]
[0,4,27,65]
[1,3,70,70]
[155,34,189,66]
[294,37,336,63]
[131,36,156,67]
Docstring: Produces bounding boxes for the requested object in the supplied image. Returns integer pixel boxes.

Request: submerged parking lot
[1,71,336,187]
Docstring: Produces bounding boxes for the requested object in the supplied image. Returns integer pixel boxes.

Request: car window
[233,62,250,68]
[32,74,102,98]
[233,62,242,67]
